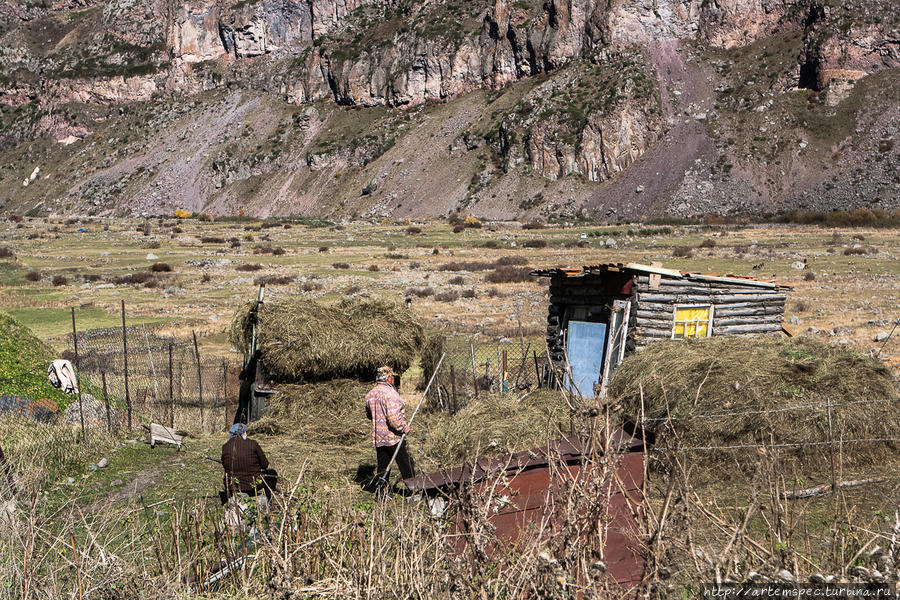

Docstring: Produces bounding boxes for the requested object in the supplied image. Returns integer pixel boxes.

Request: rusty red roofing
[531,262,793,289]
[404,429,644,491]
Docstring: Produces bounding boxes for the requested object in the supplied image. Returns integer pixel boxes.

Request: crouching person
[222,423,277,533]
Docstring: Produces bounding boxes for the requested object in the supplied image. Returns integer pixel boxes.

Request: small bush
[300,281,323,292]
[494,255,527,266]
[448,275,465,285]
[482,240,499,249]
[150,263,172,272]
[487,287,501,298]
[452,225,464,234]
[83,274,101,282]
[200,236,226,244]
[464,216,482,229]
[407,226,422,235]
[171,226,183,234]
[791,301,809,312]
[409,262,421,270]
[344,285,362,295]
[24,271,40,282]
[804,271,816,281]
[461,289,476,299]
[318,246,329,253]
[698,238,716,248]
[843,247,868,256]
[406,287,434,298]
[439,261,491,272]
[51,275,68,286]
[254,275,295,285]
[236,263,264,272]
[8,215,23,223]
[672,246,693,258]
[435,290,459,302]
[522,221,545,230]
[201,274,212,283]
[0,247,15,259]
[485,266,533,284]
[332,262,350,269]
[385,253,407,260]
[143,278,159,289]
[368,265,379,272]
[432,248,440,255]
[112,272,155,285]
[522,239,547,249]
[174,209,191,219]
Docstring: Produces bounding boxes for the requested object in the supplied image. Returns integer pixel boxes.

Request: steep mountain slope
[0,0,896,219]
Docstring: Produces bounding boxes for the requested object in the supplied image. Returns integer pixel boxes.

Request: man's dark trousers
[375,440,415,493]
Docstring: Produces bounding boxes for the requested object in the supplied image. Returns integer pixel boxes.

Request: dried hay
[417,390,570,467]
[230,298,425,381]
[247,380,372,445]
[610,337,900,475]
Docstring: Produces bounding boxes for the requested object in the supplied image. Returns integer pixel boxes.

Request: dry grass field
[0,215,898,598]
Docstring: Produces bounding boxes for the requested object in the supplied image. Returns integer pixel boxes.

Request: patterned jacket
[365,382,408,447]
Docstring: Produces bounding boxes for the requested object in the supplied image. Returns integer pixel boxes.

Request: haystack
[610,337,899,475]
[418,390,570,466]
[248,379,372,444]
[229,298,425,382]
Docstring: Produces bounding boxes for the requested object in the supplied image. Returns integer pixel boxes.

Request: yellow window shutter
[674,307,711,338]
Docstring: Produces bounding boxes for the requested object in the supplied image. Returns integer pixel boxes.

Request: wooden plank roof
[531,262,793,290]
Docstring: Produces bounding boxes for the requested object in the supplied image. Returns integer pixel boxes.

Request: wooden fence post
[450,365,457,414]
[222,360,228,431]
[168,344,174,429]
[192,331,203,433]
[470,344,479,398]
[502,350,508,393]
[101,371,111,433]
[121,300,131,430]
[71,308,86,442]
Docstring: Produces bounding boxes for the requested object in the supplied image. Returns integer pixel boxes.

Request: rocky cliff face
[0,0,896,219]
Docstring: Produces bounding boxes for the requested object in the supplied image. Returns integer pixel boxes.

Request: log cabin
[532,262,792,397]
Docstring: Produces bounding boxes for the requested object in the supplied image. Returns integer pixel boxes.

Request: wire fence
[65,310,240,435]
[424,334,553,412]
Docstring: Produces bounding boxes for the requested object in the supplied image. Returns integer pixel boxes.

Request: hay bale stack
[418,391,570,466]
[610,337,899,475]
[248,380,372,444]
[229,299,425,382]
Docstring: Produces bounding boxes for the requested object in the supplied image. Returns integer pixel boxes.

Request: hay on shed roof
[416,390,570,467]
[229,298,425,382]
[610,337,899,476]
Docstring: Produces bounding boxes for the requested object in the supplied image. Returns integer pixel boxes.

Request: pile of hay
[610,337,899,474]
[230,298,425,381]
[248,380,372,444]
[417,390,570,466]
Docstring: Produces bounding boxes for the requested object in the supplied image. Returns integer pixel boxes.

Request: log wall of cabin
[631,275,787,350]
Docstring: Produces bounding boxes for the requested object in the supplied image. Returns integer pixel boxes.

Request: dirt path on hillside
[585,39,717,220]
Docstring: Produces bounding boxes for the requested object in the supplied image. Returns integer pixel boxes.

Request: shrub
[409,262,421,269]
[254,275,295,285]
[672,246,693,258]
[171,226,183,234]
[494,255,527,266]
[435,290,459,302]
[318,246,329,253]
[452,225,464,234]
[332,262,350,269]
[464,216,482,229]
[385,253,407,260]
[300,281,323,292]
[344,285,361,295]
[83,274,101,282]
[483,240,499,249]
[197,213,213,222]
[448,275,465,285]
[792,301,809,312]
[406,287,434,298]
[143,278,159,288]
[804,271,815,281]
[174,209,191,219]
[843,247,868,256]
[254,245,286,255]
[236,263,264,272]
[368,265,380,272]
[522,221,545,230]
[150,263,172,272]
[142,240,161,249]
[485,266,533,283]
[8,215,23,223]
[461,289,476,299]
[201,274,211,283]
[432,248,440,255]
[24,271,40,282]
[0,247,15,259]
[522,239,547,249]
[272,246,286,256]
[112,272,155,285]
[487,287,501,298]
[407,226,422,235]
[51,275,68,286]
[200,236,226,244]
[698,238,716,248]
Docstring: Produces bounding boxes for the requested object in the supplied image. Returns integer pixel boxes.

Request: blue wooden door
[566,320,608,397]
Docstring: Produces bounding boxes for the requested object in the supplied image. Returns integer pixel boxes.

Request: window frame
[670,304,714,339]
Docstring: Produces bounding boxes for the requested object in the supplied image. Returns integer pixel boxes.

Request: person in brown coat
[221,423,276,500]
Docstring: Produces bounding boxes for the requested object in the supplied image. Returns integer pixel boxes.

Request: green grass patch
[0,312,70,403]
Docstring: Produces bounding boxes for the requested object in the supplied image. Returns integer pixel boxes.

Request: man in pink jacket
[365,365,415,494]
